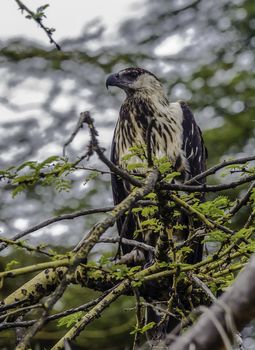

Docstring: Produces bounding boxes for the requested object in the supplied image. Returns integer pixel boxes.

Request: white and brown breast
[109,68,207,261]
[112,92,190,177]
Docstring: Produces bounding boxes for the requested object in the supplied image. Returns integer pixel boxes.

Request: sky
[1,0,143,44]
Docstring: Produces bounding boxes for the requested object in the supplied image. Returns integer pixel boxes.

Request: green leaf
[57,312,83,328]
[85,171,99,184]
[131,280,142,287]
[126,163,146,171]
[5,260,20,271]
[140,322,156,333]
[203,230,228,243]
[12,184,27,197]
[141,206,158,218]
[17,161,38,171]
[39,156,60,168]
[145,192,157,200]
[132,207,143,214]
[158,161,172,174]
[233,227,254,240]
[37,4,50,12]
[98,255,111,266]
[164,171,181,181]
[130,322,156,335]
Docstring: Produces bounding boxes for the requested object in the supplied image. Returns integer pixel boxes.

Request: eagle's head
[106,67,163,96]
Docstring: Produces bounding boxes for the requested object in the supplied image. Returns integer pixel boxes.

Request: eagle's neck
[121,89,169,124]
[127,88,168,108]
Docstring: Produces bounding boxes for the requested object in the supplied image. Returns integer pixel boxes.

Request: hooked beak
[106,73,120,90]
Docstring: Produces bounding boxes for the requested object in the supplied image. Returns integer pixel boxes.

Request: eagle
[106,67,207,264]
[106,67,207,341]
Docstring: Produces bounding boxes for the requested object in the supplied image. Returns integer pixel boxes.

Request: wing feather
[179,101,207,263]
[110,132,136,254]
[179,101,207,182]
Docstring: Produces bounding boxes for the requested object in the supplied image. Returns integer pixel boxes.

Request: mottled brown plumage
[107,67,206,261]
[106,67,207,341]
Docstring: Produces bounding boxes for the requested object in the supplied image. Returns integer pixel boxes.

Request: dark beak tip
[106,73,118,90]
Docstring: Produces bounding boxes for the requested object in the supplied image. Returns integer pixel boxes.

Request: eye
[128,71,139,78]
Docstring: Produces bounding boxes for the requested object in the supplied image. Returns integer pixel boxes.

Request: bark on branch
[168,254,255,350]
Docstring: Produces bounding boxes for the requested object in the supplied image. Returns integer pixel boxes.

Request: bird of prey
[106,67,207,265]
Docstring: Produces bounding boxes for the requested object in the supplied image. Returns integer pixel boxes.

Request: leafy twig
[14,0,61,50]
[63,113,89,156]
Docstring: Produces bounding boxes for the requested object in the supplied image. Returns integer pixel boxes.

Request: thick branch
[51,263,161,349]
[51,280,130,350]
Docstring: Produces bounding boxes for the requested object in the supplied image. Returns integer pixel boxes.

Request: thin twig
[191,275,217,302]
[74,165,113,175]
[0,236,54,257]
[142,302,176,318]
[63,114,88,156]
[82,111,142,187]
[0,304,43,323]
[16,273,69,350]
[0,206,113,252]
[0,292,109,330]
[133,288,143,349]
[0,300,26,313]
[229,181,255,216]
[185,155,255,185]
[14,0,61,50]
[244,208,255,229]
[99,237,155,253]
[161,173,255,192]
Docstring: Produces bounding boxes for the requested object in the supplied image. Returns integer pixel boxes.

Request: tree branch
[14,0,61,50]
[185,155,255,185]
[82,111,142,187]
[160,173,255,192]
[168,254,255,350]
[0,206,114,252]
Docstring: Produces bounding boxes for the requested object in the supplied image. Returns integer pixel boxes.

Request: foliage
[57,312,83,328]
[0,147,255,349]
[0,156,75,197]
[0,0,255,348]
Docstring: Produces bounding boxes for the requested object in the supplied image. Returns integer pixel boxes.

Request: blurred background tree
[0,0,254,349]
